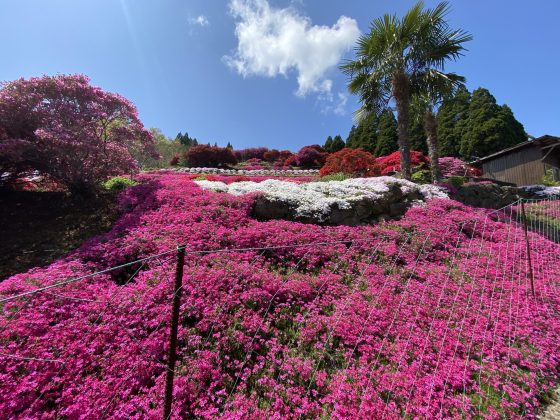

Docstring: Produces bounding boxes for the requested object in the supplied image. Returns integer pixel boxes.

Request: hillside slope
[1,173,559,418]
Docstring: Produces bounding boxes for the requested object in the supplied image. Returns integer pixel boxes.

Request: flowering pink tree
[0,74,156,192]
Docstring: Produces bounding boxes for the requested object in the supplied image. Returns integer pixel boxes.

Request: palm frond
[411,69,465,107]
[343,1,470,120]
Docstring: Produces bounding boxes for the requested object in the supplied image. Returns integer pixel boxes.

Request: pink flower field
[1,173,559,419]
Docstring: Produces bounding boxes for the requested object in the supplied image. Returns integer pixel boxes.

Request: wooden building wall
[481,146,545,186]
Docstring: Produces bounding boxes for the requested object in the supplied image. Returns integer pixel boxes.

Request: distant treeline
[330,86,526,161]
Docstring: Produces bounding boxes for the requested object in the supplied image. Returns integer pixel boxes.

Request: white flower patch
[194,180,229,193]
[521,185,560,198]
[195,177,448,221]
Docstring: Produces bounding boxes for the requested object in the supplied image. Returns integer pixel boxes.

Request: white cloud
[189,15,209,27]
[223,0,360,98]
[319,91,348,116]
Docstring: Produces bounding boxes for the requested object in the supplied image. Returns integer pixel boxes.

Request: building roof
[472,135,560,164]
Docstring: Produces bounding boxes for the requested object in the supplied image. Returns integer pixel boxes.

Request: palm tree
[411,71,466,182]
[340,1,471,180]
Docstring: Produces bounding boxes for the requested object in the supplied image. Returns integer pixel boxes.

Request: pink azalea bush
[1,173,559,418]
[439,157,482,178]
[439,157,468,177]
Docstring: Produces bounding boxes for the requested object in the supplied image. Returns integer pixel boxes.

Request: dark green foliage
[175,131,199,148]
[447,175,466,187]
[324,136,333,152]
[346,114,378,153]
[346,125,358,148]
[345,110,400,157]
[409,113,428,155]
[226,141,233,149]
[331,135,345,153]
[325,135,347,153]
[458,88,526,159]
[436,85,471,157]
[436,87,526,160]
[374,111,399,156]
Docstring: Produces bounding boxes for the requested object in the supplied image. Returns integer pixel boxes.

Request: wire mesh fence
[0,196,559,418]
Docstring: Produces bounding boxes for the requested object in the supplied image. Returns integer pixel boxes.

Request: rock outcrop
[252,182,422,225]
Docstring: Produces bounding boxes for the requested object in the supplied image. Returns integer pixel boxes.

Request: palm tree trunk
[424,108,441,183]
[392,72,411,180]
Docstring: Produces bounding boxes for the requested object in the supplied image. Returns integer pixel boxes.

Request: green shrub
[543,169,560,187]
[318,172,350,182]
[447,176,466,187]
[102,176,138,191]
[411,169,431,184]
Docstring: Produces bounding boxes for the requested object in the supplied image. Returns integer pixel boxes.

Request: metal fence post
[163,246,186,419]
[520,201,536,297]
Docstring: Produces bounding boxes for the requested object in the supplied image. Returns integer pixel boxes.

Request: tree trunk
[424,108,441,183]
[392,72,411,180]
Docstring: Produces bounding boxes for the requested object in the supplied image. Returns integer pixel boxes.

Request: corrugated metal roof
[472,135,560,164]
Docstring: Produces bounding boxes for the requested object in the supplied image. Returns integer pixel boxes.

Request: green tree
[357,113,378,153]
[346,114,378,152]
[411,69,467,182]
[436,85,471,156]
[331,135,345,152]
[409,107,428,155]
[137,128,185,169]
[341,1,472,179]
[324,135,334,152]
[459,88,526,159]
[374,110,399,156]
[346,125,358,148]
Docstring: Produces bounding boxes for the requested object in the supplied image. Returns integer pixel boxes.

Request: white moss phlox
[522,185,560,198]
[196,177,448,220]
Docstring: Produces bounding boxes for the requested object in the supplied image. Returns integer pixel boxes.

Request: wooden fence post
[520,201,536,297]
[163,246,186,419]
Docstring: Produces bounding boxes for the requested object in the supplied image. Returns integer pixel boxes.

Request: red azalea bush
[263,150,280,162]
[467,165,482,177]
[278,150,294,162]
[295,145,328,168]
[1,173,559,418]
[0,74,156,192]
[320,148,380,177]
[283,154,298,168]
[377,151,429,175]
[169,154,181,166]
[234,147,269,162]
[186,145,238,168]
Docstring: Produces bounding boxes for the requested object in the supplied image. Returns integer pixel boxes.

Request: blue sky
[1,0,559,151]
